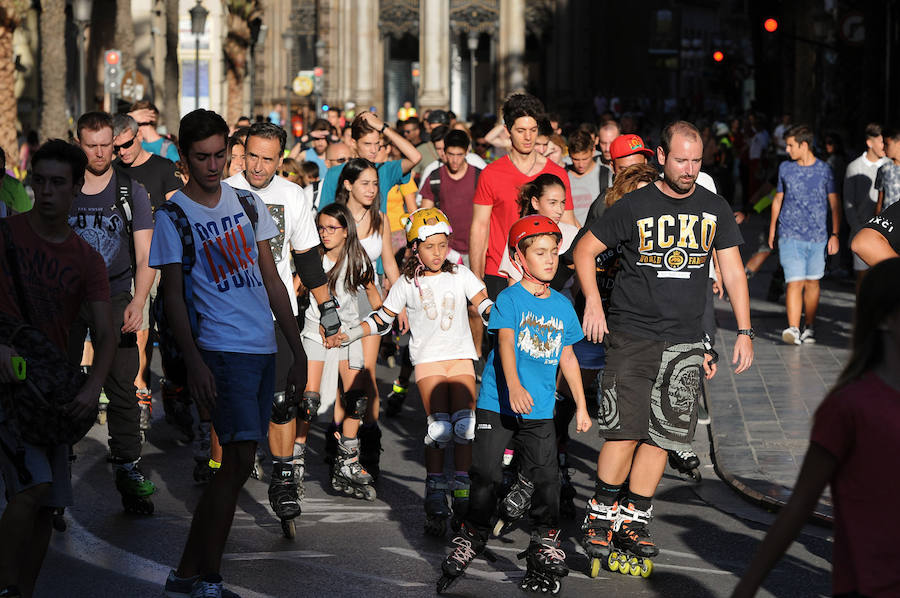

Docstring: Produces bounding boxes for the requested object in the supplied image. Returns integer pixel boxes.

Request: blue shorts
[572,337,606,370]
[200,350,276,444]
[778,237,826,283]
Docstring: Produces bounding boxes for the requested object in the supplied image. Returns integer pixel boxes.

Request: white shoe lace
[449,536,477,566]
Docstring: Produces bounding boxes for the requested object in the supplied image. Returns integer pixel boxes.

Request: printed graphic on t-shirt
[266,204,286,263]
[634,212,717,279]
[192,209,262,293]
[69,208,126,270]
[517,312,564,363]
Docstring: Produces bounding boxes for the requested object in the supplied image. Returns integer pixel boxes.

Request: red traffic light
[712,51,725,62]
[313,67,323,78]
[105,50,120,65]
[764,18,778,33]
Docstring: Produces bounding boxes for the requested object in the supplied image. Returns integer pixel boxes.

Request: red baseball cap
[609,134,654,161]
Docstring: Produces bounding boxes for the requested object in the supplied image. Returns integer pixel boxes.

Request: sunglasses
[278,171,296,177]
[114,136,136,153]
[317,224,345,234]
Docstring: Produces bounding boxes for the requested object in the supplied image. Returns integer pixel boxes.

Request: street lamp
[467,32,479,116]
[73,0,93,116]
[282,30,295,147]
[190,0,209,110]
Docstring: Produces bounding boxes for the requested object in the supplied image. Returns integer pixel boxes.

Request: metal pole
[248,45,255,118]
[286,85,292,150]
[78,24,87,115]
[469,47,476,116]
[195,35,201,110]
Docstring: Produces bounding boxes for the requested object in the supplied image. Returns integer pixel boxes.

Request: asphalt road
[23,362,832,598]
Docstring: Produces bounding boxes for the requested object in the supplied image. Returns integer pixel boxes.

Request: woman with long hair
[334,158,403,477]
[733,258,900,597]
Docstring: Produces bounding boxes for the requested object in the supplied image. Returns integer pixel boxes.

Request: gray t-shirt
[567,163,605,225]
[69,170,153,296]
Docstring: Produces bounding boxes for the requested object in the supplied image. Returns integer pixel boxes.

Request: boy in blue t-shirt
[439,216,591,594]
[767,125,841,345]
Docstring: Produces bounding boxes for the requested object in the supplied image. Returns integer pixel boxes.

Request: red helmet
[508,215,562,253]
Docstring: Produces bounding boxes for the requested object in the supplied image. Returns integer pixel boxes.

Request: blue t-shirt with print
[149,183,280,354]
[776,159,836,243]
[478,283,584,420]
[317,160,409,213]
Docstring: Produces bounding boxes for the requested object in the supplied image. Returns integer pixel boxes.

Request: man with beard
[573,121,754,570]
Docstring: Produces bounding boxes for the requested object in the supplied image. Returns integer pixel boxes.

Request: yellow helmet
[402,207,452,244]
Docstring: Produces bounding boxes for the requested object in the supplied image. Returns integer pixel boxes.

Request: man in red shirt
[0,140,115,597]
[469,93,577,300]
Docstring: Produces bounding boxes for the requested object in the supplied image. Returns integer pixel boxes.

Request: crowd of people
[1,90,899,598]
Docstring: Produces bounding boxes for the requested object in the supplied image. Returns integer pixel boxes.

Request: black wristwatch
[380,122,389,133]
[737,328,755,340]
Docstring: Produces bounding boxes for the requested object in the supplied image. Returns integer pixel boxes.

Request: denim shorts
[572,337,606,370]
[200,350,276,444]
[778,237,827,282]
[0,423,73,507]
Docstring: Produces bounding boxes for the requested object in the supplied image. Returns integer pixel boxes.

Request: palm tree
[162,0,180,129]
[38,0,67,141]
[0,0,27,161]
[114,0,135,74]
[223,0,261,125]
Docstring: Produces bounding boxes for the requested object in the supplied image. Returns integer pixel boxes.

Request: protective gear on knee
[424,413,453,448]
[298,391,320,422]
[341,389,368,420]
[451,409,476,444]
[270,390,299,424]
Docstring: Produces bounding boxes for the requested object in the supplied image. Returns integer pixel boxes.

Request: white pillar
[499,0,526,99]
[352,0,379,111]
[418,0,449,110]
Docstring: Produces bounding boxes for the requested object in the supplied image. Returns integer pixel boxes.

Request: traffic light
[411,62,420,88]
[313,66,323,94]
[763,18,779,33]
[104,50,123,97]
[713,50,725,62]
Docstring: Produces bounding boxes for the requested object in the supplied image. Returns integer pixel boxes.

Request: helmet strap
[513,246,550,297]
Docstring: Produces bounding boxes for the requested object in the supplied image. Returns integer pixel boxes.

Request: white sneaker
[800,328,816,344]
[782,326,801,345]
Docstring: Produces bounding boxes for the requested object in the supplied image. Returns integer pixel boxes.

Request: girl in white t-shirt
[342,208,493,535]
[296,203,382,502]
[498,173,579,282]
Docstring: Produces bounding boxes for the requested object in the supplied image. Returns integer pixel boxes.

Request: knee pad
[298,391,320,422]
[424,413,453,448]
[451,409,476,444]
[341,389,368,420]
[270,390,299,424]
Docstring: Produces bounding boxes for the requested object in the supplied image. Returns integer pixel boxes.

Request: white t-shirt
[302,254,365,341]
[225,173,319,315]
[498,221,578,282]
[382,265,485,365]
[415,153,488,204]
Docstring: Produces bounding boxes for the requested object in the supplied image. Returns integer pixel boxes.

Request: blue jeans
[200,350,276,444]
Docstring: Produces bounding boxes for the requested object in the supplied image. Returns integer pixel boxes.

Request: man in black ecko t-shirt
[852,200,900,266]
[572,121,755,563]
[112,113,184,417]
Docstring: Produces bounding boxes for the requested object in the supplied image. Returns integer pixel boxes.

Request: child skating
[344,208,493,536]
[436,215,592,595]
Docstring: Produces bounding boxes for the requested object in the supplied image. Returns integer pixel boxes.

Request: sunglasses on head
[114,137,136,153]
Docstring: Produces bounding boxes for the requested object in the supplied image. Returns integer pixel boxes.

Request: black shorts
[597,331,704,451]
[484,274,508,302]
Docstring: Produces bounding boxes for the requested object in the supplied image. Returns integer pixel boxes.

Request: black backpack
[111,166,137,276]
[427,164,481,209]
[152,190,258,386]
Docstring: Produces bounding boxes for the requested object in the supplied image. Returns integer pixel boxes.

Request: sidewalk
[705,261,855,525]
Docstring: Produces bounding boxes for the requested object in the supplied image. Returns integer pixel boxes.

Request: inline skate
[436,523,495,593]
[97,390,109,425]
[331,434,376,501]
[112,458,156,515]
[424,475,451,536]
[581,497,618,578]
[493,472,534,536]
[384,380,408,417]
[292,441,306,500]
[518,529,568,594]
[608,502,657,578]
[449,473,470,532]
[667,448,702,482]
[269,461,302,539]
[558,452,576,519]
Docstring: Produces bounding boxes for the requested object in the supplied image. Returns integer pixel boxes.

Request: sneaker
[190,574,241,598]
[799,327,816,344]
[781,326,801,345]
[164,570,199,598]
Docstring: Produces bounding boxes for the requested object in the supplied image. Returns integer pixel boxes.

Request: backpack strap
[428,167,442,208]
[111,166,137,276]
[597,162,611,196]
[234,190,259,233]
[156,202,198,333]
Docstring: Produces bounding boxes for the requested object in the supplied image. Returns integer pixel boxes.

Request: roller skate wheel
[424,516,447,537]
[436,574,457,594]
[363,485,377,501]
[122,496,155,515]
[628,556,642,577]
[688,469,702,483]
[52,509,67,533]
[639,558,653,578]
[330,478,342,492]
[589,557,601,578]
[97,411,107,425]
[607,552,620,572]
[550,579,562,594]
[281,518,296,539]
[492,519,506,537]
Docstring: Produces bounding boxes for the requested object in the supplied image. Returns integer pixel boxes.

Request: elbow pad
[293,249,328,290]
[477,298,493,326]
[363,308,394,336]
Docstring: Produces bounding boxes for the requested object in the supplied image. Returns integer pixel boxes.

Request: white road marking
[223,550,334,561]
[653,563,733,576]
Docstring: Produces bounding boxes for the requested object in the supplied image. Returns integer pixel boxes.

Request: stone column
[498,0,526,100]
[351,0,380,111]
[418,0,450,110]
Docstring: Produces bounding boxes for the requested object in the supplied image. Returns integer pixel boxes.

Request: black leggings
[466,409,559,539]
